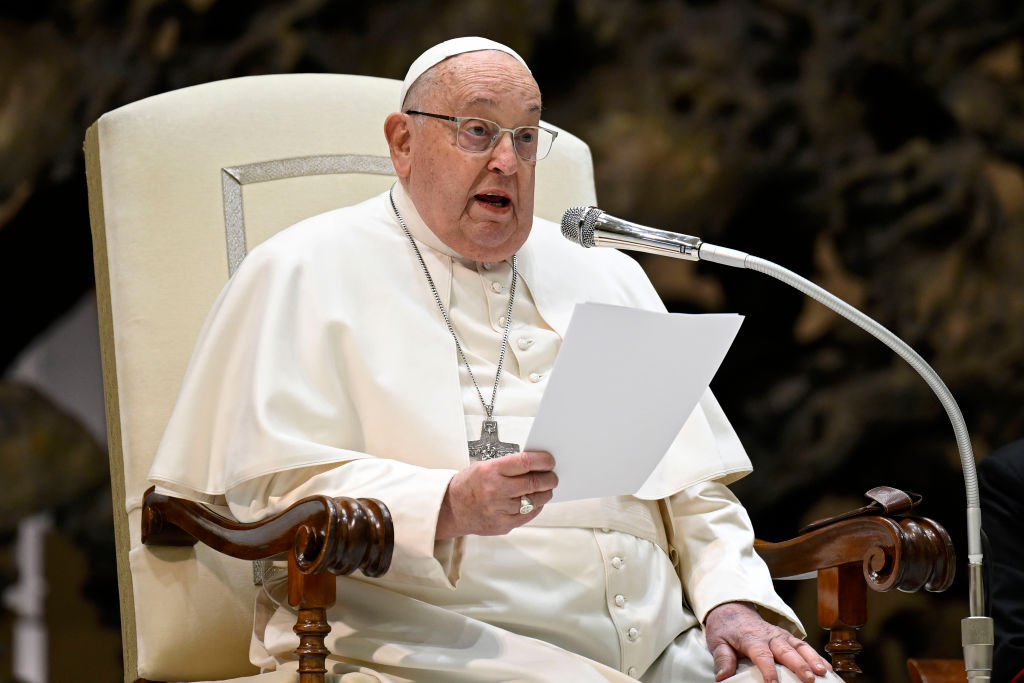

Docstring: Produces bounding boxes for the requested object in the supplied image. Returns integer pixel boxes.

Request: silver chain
[389,188,517,419]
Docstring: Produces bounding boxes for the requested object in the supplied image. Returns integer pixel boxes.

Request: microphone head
[560,206,603,247]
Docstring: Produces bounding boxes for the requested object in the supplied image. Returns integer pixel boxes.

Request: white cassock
[150,184,839,682]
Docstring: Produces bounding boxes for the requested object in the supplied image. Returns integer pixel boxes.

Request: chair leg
[289,555,337,683]
[817,564,867,682]
[294,604,331,683]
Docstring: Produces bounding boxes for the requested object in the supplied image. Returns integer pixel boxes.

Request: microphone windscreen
[560,206,601,247]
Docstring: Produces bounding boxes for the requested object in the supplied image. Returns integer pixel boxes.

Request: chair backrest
[85,73,597,682]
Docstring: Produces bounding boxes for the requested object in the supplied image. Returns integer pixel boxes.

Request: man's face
[399,51,541,262]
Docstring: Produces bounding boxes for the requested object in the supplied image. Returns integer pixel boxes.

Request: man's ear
[384,112,412,178]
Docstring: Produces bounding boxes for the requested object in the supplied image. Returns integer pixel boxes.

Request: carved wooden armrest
[142,486,394,683]
[755,515,955,682]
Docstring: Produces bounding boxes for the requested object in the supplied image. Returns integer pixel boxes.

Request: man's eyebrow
[464,97,543,114]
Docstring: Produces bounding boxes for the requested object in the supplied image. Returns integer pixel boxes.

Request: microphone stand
[697,243,994,681]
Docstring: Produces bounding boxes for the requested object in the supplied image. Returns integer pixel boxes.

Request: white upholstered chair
[84,73,598,683]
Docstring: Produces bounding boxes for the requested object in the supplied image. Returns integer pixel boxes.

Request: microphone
[560,206,702,260]
[561,204,994,680]
[561,205,750,268]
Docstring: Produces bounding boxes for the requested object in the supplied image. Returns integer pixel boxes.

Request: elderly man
[150,37,839,683]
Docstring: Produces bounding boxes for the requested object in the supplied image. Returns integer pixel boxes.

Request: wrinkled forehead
[426,52,542,115]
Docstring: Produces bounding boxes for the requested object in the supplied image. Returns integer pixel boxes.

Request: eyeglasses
[405,110,558,162]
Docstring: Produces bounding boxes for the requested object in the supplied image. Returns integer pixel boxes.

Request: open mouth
[475,193,511,208]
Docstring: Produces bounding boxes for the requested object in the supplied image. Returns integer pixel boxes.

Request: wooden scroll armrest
[141,486,393,576]
[141,486,394,683]
[755,515,955,682]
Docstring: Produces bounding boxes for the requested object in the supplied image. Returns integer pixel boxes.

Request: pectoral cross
[468,418,520,461]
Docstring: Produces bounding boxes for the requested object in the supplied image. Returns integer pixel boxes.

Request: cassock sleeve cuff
[355,465,464,590]
[224,459,465,590]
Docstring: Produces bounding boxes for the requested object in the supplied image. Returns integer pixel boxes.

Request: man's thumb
[712,642,737,682]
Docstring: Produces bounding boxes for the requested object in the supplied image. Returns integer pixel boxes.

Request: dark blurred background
[2,1,1023,681]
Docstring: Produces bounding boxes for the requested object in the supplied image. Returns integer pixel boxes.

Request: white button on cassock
[628,667,638,677]
[491,281,504,293]
[498,316,506,327]
[614,594,626,608]
[627,627,639,641]
[528,372,543,383]
[516,337,534,350]
[611,556,624,569]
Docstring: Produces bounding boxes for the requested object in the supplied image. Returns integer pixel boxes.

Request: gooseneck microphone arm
[561,206,993,681]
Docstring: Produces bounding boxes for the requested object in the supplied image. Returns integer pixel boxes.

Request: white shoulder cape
[149,191,752,502]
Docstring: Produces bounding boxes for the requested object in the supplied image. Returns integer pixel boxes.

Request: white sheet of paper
[524,303,743,503]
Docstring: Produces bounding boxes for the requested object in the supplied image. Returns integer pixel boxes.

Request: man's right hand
[435,451,557,539]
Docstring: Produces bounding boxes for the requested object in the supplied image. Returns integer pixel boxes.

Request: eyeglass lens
[457,118,553,161]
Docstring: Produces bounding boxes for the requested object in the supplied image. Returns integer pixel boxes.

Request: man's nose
[487,131,520,174]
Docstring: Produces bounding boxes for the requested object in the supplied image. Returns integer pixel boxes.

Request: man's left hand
[704,601,831,683]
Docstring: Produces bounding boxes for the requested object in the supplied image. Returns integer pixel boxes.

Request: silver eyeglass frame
[404,110,558,161]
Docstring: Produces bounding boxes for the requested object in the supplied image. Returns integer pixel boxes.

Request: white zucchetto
[399,36,531,109]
